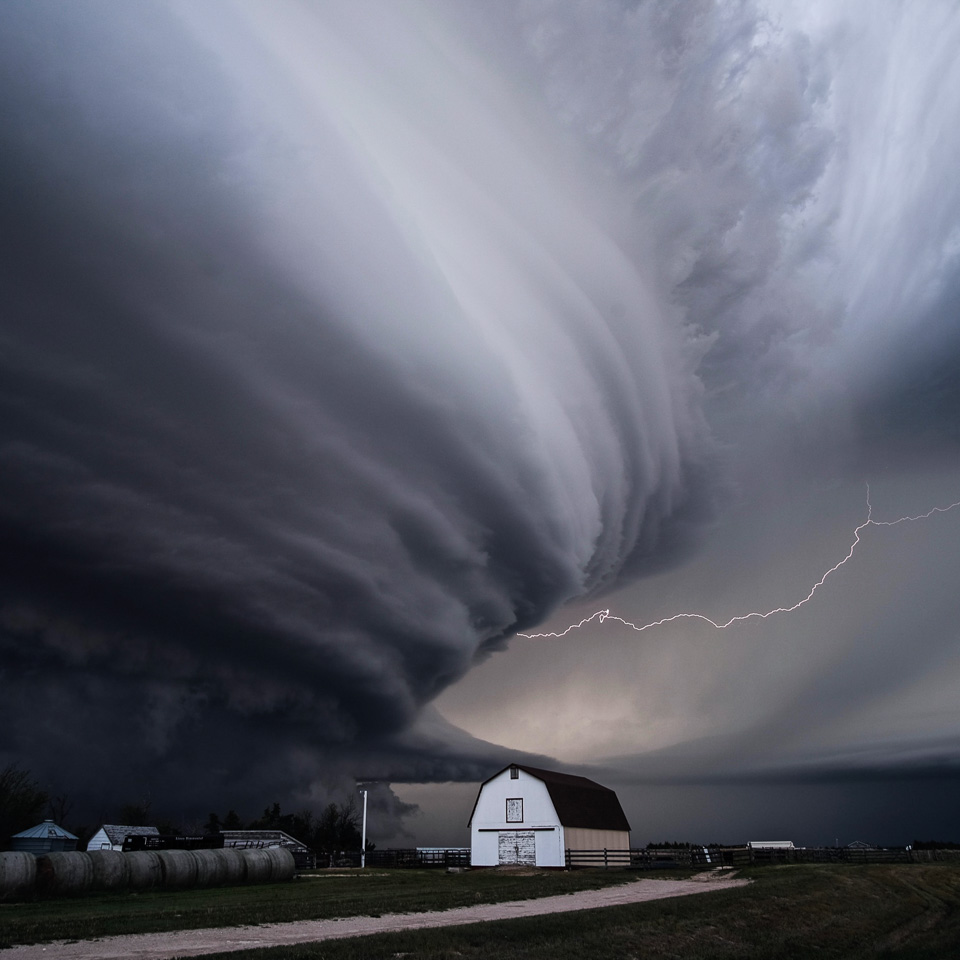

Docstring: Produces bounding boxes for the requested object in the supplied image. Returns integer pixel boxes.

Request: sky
[2,0,960,847]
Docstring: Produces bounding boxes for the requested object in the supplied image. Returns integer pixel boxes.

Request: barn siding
[564,827,630,852]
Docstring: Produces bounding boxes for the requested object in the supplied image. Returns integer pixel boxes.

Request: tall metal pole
[361,789,368,869]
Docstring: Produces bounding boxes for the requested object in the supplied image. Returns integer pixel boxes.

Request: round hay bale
[239,848,273,884]
[125,850,162,890]
[36,851,93,896]
[264,846,295,882]
[87,850,128,891]
[0,851,36,900]
[192,848,227,887]
[218,848,247,884]
[157,849,198,889]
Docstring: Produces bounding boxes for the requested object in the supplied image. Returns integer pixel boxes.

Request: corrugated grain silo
[11,820,79,854]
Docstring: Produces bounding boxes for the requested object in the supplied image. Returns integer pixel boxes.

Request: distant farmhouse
[469,764,630,868]
[86,824,160,852]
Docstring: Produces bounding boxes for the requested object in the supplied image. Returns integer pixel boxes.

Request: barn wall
[470,769,563,867]
[564,827,630,855]
[85,829,114,852]
[564,827,630,851]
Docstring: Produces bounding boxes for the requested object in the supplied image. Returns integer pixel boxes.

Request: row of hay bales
[0,845,295,900]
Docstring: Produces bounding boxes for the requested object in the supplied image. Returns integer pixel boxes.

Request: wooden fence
[332,848,471,868]
[564,846,960,869]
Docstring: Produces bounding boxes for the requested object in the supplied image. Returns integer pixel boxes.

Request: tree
[315,799,362,866]
[0,764,48,850]
[118,799,152,827]
[47,792,74,827]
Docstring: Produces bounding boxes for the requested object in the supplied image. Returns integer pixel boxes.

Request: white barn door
[498,831,535,865]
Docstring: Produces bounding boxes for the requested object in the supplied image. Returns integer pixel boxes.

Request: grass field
[197,863,960,960]
[4,864,960,957]
[0,867,647,947]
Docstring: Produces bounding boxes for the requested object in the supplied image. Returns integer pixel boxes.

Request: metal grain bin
[0,851,36,900]
[125,850,162,890]
[156,849,198,889]
[87,849,128,891]
[35,851,94,896]
[11,820,79,854]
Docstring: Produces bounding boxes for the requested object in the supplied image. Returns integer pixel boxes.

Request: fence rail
[564,846,960,869]
[308,846,960,871]
[322,848,471,869]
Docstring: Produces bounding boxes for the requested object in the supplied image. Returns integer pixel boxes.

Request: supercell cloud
[3,0,960,833]
[0,1,708,806]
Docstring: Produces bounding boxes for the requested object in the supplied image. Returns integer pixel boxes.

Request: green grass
[0,867,659,947]
[196,864,960,960]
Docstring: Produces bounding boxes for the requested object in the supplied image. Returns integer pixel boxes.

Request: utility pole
[360,788,368,869]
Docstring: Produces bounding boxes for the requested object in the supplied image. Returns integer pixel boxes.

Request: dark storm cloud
[428,0,960,848]
[0,0,711,808]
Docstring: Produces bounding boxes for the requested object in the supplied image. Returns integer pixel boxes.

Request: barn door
[498,831,535,865]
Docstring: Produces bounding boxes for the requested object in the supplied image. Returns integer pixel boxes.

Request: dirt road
[1,872,748,960]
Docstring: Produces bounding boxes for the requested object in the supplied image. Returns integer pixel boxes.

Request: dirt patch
[0,873,749,960]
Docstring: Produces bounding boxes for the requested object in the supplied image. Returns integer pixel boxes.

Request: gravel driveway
[1,872,748,960]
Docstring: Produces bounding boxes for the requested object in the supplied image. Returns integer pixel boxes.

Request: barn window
[510,765,519,779]
[506,798,523,822]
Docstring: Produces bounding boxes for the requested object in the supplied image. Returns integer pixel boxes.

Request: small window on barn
[510,765,519,779]
[506,798,523,822]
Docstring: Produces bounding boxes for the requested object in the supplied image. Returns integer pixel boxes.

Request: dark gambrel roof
[469,764,631,832]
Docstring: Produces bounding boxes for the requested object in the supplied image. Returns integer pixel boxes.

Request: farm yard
[2,863,960,959]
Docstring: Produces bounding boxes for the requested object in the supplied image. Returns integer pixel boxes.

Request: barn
[469,764,630,868]
[86,824,160,852]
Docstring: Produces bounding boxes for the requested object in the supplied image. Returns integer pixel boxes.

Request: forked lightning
[518,485,960,639]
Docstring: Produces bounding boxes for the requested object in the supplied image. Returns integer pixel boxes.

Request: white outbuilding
[86,824,160,852]
[469,764,631,868]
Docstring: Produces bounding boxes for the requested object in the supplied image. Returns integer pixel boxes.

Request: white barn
[469,764,631,868]
[86,824,160,852]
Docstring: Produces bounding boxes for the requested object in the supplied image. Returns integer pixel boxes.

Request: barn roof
[469,764,631,832]
[99,824,160,845]
[13,819,79,841]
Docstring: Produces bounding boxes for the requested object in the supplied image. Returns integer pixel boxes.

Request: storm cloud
[3,0,960,841]
[0,0,710,810]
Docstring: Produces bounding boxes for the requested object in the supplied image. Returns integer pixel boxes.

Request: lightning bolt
[518,485,960,639]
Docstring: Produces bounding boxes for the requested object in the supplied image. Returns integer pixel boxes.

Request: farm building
[219,829,314,868]
[469,764,630,868]
[86,824,160,852]
[10,820,78,853]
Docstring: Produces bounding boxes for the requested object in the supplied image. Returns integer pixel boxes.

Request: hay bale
[125,850,162,890]
[87,850,128,891]
[218,848,247,884]
[264,846,296,882]
[0,851,36,900]
[157,849,198,889]
[192,848,227,887]
[239,848,273,884]
[36,851,93,896]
